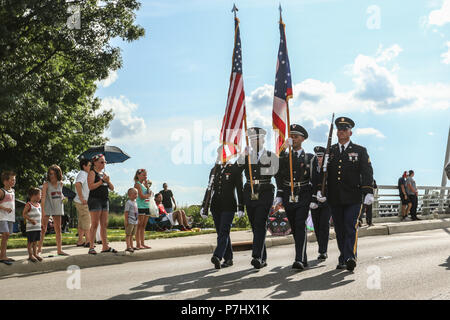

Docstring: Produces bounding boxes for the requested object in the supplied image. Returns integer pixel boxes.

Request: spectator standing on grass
[38,165,69,256]
[155,193,191,231]
[23,188,43,262]
[124,188,139,253]
[134,169,152,249]
[0,171,16,266]
[398,171,411,221]
[406,170,420,221]
[74,159,92,248]
[159,183,177,213]
[87,154,117,254]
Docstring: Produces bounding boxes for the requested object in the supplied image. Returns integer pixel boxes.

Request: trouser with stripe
[330,203,363,264]
[247,203,271,262]
[311,203,331,254]
[286,205,309,264]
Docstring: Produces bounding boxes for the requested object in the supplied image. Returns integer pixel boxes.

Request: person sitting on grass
[154,193,191,231]
[124,188,139,253]
[22,187,43,262]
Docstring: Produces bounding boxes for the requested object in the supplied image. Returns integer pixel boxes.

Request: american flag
[219,17,246,162]
[272,17,293,155]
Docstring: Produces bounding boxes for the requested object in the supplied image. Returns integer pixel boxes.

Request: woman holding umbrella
[87,154,117,254]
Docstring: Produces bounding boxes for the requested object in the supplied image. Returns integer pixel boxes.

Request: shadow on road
[109,260,355,300]
[439,256,450,270]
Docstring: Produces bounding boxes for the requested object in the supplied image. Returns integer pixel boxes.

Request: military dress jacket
[326,141,374,206]
[208,163,244,213]
[275,149,318,206]
[237,149,278,206]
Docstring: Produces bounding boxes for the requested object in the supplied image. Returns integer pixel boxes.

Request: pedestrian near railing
[372,185,450,218]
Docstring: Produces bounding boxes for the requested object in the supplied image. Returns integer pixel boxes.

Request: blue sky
[94,0,450,206]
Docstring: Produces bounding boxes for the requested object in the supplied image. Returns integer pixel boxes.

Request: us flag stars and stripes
[219,16,246,162]
[272,15,293,155]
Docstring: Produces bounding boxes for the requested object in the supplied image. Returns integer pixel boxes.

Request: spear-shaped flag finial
[232,3,238,19]
[279,3,283,22]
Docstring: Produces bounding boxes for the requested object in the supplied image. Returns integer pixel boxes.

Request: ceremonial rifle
[201,164,218,216]
[321,113,335,194]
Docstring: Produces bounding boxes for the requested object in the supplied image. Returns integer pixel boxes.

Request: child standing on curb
[23,188,43,262]
[124,188,139,253]
[0,171,16,266]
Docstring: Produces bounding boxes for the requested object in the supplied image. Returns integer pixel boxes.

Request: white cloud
[244,43,450,133]
[441,41,450,64]
[99,96,146,139]
[97,70,118,88]
[428,0,450,26]
[375,44,403,63]
[354,128,386,139]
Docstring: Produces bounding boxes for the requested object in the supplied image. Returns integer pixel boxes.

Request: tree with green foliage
[0,0,145,197]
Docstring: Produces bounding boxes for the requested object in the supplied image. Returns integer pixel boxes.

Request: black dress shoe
[251,258,262,269]
[346,258,356,272]
[336,263,347,270]
[221,259,233,268]
[211,255,221,269]
[318,253,328,261]
[261,260,267,268]
[292,261,304,270]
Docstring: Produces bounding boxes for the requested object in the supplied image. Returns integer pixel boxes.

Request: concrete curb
[1,219,449,277]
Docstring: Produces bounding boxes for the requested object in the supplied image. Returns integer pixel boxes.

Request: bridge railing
[373,185,450,217]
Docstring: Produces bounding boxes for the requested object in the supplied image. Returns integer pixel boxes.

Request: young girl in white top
[23,188,43,262]
[38,165,68,256]
[0,171,16,265]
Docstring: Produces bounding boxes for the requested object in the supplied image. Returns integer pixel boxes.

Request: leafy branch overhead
[0,0,145,197]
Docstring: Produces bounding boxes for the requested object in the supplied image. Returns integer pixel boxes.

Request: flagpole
[243,113,256,199]
[279,4,295,202]
[231,4,256,199]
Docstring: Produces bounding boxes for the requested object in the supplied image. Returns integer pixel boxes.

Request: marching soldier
[200,146,244,269]
[237,127,278,269]
[321,116,374,272]
[275,124,317,270]
[310,146,331,262]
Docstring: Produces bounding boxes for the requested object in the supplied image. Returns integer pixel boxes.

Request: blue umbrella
[78,145,131,164]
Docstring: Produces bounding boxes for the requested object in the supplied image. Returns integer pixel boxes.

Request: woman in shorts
[87,154,116,254]
[134,169,153,249]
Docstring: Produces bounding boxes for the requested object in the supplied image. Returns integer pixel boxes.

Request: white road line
[136,289,200,300]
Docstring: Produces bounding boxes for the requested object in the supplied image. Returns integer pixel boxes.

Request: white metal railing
[373,185,450,217]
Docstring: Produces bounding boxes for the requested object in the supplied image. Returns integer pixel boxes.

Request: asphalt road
[0,229,449,300]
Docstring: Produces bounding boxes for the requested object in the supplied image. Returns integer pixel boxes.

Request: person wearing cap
[309,146,331,262]
[237,127,279,269]
[274,124,318,270]
[200,146,244,269]
[321,116,374,272]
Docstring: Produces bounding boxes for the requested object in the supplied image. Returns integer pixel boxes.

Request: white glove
[364,193,374,206]
[310,202,319,210]
[244,146,249,156]
[273,197,283,207]
[236,211,245,218]
[200,208,208,219]
[286,138,293,147]
[317,191,327,203]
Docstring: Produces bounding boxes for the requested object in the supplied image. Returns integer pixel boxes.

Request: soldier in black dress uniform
[310,146,331,262]
[275,124,318,270]
[200,146,244,269]
[322,117,374,272]
[237,127,278,269]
